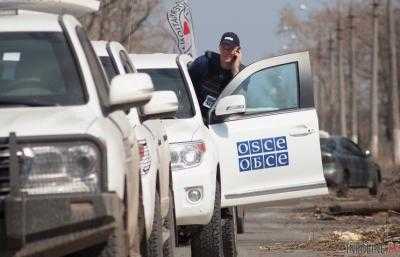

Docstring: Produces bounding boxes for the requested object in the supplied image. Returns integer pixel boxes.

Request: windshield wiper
[0,99,57,107]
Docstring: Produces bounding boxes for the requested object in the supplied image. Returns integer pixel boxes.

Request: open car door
[208,52,328,207]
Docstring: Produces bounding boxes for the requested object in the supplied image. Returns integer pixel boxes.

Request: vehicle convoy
[320,136,381,196]
[0,2,155,257]
[131,52,328,257]
[92,40,179,257]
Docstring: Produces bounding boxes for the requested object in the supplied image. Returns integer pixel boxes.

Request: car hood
[162,119,200,143]
[0,107,97,138]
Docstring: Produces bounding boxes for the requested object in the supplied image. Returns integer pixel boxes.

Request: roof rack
[0,0,100,17]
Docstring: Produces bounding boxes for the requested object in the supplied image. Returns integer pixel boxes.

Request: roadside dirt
[176,189,400,257]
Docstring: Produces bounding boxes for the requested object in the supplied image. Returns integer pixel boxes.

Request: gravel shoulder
[176,189,400,257]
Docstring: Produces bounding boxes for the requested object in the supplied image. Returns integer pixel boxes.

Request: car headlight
[321,152,335,164]
[19,141,102,195]
[169,141,206,170]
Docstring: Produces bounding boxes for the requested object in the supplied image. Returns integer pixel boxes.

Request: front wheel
[190,181,223,257]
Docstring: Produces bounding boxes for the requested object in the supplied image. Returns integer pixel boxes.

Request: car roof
[0,10,62,32]
[0,0,100,17]
[129,53,181,70]
[92,40,109,57]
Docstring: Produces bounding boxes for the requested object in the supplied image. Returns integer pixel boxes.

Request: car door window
[341,139,363,157]
[233,63,299,114]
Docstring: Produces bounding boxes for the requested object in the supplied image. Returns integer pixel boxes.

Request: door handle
[289,125,315,137]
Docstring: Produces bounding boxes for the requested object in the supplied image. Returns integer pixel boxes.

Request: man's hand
[231,47,242,76]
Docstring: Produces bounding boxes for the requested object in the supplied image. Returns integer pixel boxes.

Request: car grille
[0,142,10,214]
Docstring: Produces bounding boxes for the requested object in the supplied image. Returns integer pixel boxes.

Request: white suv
[131,53,328,257]
[93,41,178,257]
[0,2,152,257]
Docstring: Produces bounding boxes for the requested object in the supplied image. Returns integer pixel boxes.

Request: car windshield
[139,68,195,118]
[0,32,86,107]
[320,138,336,153]
[100,56,118,81]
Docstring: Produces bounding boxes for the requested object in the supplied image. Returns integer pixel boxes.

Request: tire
[142,191,163,257]
[163,188,176,257]
[336,171,349,197]
[369,177,379,196]
[222,207,238,257]
[191,181,223,257]
[69,200,127,257]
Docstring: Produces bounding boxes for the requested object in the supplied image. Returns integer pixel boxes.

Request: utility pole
[370,0,380,157]
[387,0,400,166]
[348,2,358,143]
[337,0,347,137]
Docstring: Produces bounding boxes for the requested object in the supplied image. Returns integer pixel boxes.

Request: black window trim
[54,16,89,104]
[176,54,197,118]
[73,23,111,115]
[106,42,121,76]
[119,50,135,74]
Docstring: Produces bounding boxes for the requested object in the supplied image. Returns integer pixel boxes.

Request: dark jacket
[188,51,245,118]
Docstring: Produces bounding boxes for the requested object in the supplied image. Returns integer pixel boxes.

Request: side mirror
[140,91,178,118]
[215,95,246,117]
[109,73,153,109]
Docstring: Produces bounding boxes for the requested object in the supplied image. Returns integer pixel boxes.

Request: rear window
[320,138,336,153]
[138,68,194,119]
[0,32,86,107]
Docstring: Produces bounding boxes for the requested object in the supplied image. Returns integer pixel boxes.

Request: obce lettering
[237,137,289,172]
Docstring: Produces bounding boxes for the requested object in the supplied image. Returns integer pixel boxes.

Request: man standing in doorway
[189,32,245,119]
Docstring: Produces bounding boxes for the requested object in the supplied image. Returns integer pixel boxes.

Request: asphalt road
[175,190,400,257]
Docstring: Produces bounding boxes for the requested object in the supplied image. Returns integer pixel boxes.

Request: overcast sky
[190,0,322,64]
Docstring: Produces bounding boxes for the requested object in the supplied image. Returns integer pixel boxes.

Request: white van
[0,2,151,257]
[131,53,328,257]
[93,40,178,257]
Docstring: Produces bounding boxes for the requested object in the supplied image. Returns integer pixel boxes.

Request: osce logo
[237,136,289,172]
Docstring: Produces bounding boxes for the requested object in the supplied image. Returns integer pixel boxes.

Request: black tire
[235,207,245,234]
[222,207,238,257]
[142,191,163,257]
[191,181,223,257]
[336,171,349,197]
[69,200,127,257]
[163,188,176,257]
[369,177,379,196]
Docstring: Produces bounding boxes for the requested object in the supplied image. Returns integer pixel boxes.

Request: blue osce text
[236,136,289,172]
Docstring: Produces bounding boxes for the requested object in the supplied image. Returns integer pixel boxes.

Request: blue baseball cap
[220,32,240,47]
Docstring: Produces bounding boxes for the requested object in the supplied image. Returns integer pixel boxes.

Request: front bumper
[0,133,119,257]
[172,161,217,226]
[1,192,120,257]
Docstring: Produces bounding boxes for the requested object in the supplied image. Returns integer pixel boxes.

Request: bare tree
[387,0,400,166]
[337,0,347,137]
[328,33,337,134]
[348,2,358,143]
[370,0,380,157]
[80,0,174,53]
